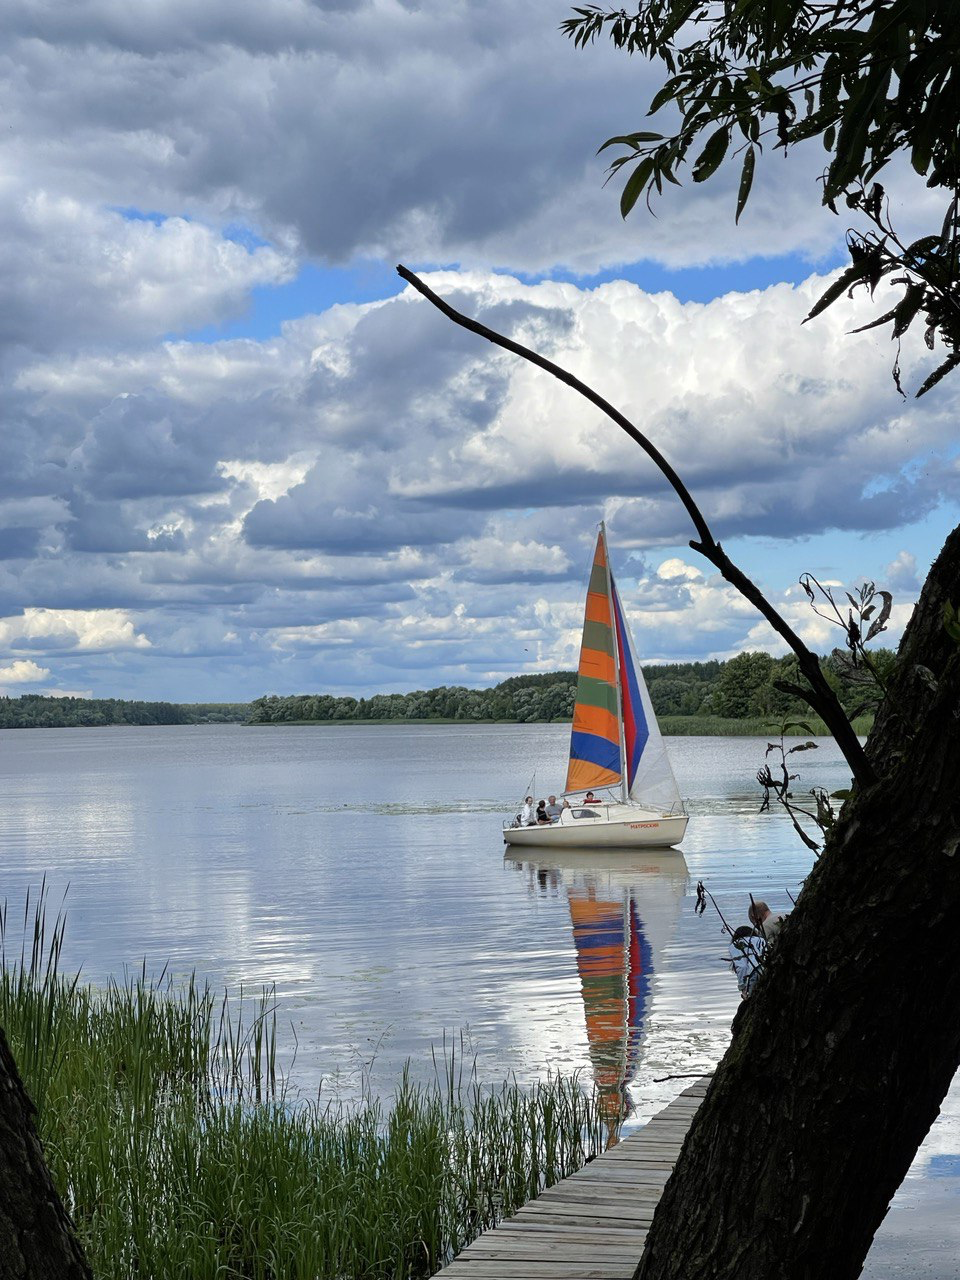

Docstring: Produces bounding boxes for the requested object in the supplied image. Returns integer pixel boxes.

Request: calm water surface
[0,723,955,1275]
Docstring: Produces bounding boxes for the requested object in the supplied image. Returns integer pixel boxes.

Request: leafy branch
[757,725,837,854]
[563,2,960,392]
[798,575,894,716]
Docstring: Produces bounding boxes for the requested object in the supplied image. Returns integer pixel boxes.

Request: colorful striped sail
[565,530,622,794]
[566,525,683,812]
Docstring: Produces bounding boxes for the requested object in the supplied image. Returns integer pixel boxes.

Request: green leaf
[892,283,926,339]
[745,66,764,91]
[804,258,874,322]
[620,157,655,218]
[598,132,664,154]
[943,602,960,646]
[827,65,892,201]
[917,353,960,398]
[692,127,730,183]
[649,77,683,115]
[735,145,756,223]
[904,235,940,263]
[848,305,898,335]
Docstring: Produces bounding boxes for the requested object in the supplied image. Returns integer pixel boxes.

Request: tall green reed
[1,893,605,1279]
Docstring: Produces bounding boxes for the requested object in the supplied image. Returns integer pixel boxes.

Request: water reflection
[1,724,955,1276]
[507,849,688,1141]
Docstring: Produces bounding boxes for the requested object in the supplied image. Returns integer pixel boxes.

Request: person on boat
[748,900,786,942]
[545,795,564,821]
[583,791,600,804]
[535,800,550,825]
[727,926,767,998]
[517,796,535,826]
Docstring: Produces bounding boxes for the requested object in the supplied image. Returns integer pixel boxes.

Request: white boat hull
[503,805,687,850]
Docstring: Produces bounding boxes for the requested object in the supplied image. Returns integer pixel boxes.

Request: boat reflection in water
[508,848,689,1145]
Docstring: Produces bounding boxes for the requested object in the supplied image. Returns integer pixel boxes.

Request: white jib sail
[616,586,684,814]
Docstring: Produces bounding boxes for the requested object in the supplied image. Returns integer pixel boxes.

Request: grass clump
[1,889,605,1279]
[659,714,874,737]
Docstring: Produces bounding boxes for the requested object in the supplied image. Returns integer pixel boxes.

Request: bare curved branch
[396,263,877,788]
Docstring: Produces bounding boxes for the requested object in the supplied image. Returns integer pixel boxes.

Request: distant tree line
[0,650,895,729]
[249,650,895,726]
[0,696,250,729]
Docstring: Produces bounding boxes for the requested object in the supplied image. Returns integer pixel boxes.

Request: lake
[0,722,955,1276]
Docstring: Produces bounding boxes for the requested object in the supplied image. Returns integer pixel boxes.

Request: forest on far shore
[0,697,249,729]
[248,649,892,730]
[0,650,892,730]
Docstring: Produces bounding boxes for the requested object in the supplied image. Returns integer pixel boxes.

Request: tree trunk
[0,1028,92,1280]
[636,521,960,1280]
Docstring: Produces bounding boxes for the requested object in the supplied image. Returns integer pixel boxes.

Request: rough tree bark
[0,1028,92,1280]
[636,522,960,1280]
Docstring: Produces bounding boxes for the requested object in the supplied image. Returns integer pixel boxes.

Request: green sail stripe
[581,619,614,656]
[574,676,619,716]
[588,564,609,596]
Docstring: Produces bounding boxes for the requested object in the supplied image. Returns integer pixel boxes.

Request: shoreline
[0,715,874,736]
[241,714,873,736]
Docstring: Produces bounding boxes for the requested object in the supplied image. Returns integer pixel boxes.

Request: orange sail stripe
[573,703,619,742]
[593,536,607,567]
[566,759,620,792]
[584,591,612,627]
[577,647,616,684]
[568,895,628,1129]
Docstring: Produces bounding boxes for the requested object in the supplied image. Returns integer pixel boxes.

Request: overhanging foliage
[563,1,960,394]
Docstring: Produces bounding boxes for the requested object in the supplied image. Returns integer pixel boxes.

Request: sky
[1,0,958,703]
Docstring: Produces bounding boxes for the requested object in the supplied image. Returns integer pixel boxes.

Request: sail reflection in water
[511,850,689,1142]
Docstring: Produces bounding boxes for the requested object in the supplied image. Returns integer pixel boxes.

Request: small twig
[653,1072,715,1082]
[695,880,737,938]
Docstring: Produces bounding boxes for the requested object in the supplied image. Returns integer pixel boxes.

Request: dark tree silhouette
[0,1029,91,1279]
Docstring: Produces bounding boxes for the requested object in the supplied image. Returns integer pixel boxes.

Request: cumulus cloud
[0,185,291,354]
[0,608,151,652]
[1,266,955,696]
[0,658,50,683]
[1,1,956,703]
[0,0,897,277]
[885,550,920,594]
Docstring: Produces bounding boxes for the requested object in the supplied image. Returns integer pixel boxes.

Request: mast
[600,521,628,804]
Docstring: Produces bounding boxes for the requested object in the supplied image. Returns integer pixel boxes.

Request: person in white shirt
[748,900,786,941]
[518,796,535,826]
[728,926,767,997]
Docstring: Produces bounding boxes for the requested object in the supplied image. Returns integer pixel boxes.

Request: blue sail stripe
[569,730,621,775]
[578,925,626,950]
[611,579,649,791]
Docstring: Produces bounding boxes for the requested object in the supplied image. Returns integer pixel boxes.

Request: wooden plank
[554,1174,669,1190]
[438,1078,708,1280]
[535,1187,667,1207]
[459,1245,643,1263]
[479,1225,648,1242]
[443,1264,635,1277]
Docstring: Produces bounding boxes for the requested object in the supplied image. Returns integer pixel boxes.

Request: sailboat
[503,525,688,849]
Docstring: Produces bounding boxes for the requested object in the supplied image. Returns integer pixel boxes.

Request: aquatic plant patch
[0,891,605,1279]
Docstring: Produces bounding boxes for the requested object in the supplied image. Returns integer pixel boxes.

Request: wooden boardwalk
[442,1078,710,1280]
